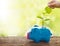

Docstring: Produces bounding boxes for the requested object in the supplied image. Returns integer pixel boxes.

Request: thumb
[48,0,56,4]
[48,3,56,8]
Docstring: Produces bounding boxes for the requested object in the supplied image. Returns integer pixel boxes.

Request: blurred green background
[0,0,60,36]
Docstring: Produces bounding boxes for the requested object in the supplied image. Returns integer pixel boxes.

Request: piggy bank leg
[44,37,50,43]
[34,38,42,43]
[34,40,40,43]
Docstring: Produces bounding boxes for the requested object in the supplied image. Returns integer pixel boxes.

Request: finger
[48,1,55,4]
[48,5,55,9]
[51,0,56,1]
[48,5,55,8]
[48,3,56,8]
[48,0,56,4]
[49,1,54,4]
[48,4,55,9]
[48,2,56,6]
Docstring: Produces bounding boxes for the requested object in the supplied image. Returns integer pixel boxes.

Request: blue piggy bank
[27,25,52,43]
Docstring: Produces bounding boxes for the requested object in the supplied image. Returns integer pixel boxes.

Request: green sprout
[37,6,52,27]
[37,15,50,27]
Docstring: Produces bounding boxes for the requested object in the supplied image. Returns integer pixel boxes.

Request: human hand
[48,0,60,8]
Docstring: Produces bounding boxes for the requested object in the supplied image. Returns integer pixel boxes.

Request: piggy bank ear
[34,25,39,27]
[50,32,52,35]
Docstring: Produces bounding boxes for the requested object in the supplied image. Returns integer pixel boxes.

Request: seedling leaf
[45,19,50,21]
[45,6,52,14]
[37,16,43,19]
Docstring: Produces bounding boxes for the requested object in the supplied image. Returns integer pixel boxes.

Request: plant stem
[42,19,44,27]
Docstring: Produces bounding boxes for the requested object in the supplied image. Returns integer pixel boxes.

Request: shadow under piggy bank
[27,25,52,43]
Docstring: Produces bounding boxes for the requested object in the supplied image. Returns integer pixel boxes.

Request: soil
[0,36,60,46]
